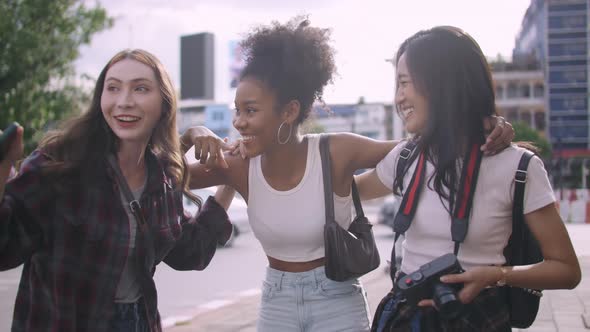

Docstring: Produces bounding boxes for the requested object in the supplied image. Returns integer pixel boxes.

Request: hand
[0,124,24,167]
[229,138,247,160]
[181,126,234,170]
[417,266,501,308]
[481,116,514,156]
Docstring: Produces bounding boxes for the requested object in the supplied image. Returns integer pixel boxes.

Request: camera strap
[389,142,483,283]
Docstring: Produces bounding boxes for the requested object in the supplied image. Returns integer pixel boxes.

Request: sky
[76,0,533,104]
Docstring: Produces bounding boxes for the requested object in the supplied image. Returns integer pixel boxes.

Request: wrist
[495,266,509,287]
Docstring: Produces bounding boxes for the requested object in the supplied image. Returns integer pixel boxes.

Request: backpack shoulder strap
[395,140,418,192]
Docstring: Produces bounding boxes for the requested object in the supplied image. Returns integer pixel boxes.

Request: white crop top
[247,134,353,262]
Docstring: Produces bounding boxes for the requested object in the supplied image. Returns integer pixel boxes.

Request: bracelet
[495,266,509,287]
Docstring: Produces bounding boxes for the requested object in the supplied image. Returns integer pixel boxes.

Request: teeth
[402,107,414,118]
[241,135,254,142]
[116,116,140,122]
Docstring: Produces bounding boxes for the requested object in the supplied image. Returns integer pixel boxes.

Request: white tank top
[247,134,353,262]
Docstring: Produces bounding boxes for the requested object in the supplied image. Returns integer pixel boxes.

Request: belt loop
[313,266,322,289]
[277,272,285,291]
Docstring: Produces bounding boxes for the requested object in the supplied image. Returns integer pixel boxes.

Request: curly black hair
[239,15,336,124]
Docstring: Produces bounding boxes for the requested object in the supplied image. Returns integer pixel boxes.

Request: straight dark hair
[393,26,497,210]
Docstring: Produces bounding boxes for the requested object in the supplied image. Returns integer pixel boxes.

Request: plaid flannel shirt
[0,150,232,332]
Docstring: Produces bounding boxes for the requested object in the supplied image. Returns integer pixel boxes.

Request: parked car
[378,195,399,230]
[377,195,403,271]
[183,187,249,247]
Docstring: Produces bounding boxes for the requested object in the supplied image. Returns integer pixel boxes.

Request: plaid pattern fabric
[0,150,232,332]
[372,287,510,332]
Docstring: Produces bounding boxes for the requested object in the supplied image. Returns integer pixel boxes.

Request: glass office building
[514,0,589,155]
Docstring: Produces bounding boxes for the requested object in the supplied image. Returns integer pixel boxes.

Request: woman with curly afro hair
[180,17,514,331]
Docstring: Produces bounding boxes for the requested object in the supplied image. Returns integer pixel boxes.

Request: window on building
[534,112,546,131]
[548,3,587,12]
[495,85,504,99]
[520,84,530,98]
[212,111,224,121]
[507,83,518,98]
[520,110,532,127]
[533,83,544,97]
[506,108,518,123]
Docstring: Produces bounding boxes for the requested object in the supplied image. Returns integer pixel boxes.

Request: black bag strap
[389,143,483,282]
[395,140,419,193]
[513,150,534,238]
[510,150,543,298]
[319,135,364,225]
[107,155,155,271]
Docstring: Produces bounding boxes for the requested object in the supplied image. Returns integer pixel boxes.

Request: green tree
[0,0,112,152]
[513,121,552,159]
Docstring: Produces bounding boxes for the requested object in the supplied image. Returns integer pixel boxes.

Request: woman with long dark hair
[357,26,581,331]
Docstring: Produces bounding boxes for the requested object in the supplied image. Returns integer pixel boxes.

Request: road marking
[237,288,261,297]
[161,290,260,329]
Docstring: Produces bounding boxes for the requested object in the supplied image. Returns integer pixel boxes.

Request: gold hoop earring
[277,121,292,145]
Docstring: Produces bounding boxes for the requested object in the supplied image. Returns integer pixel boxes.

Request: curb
[162,288,262,329]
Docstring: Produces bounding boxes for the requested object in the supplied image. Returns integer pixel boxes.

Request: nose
[394,86,404,105]
[233,111,246,130]
[117,89,135,109]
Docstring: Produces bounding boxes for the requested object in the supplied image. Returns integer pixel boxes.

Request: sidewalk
[168,226,590,332]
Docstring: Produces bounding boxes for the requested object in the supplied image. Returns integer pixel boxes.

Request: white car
[182,187,249,247]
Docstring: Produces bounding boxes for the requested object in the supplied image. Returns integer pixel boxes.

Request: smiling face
[395,52,429,135]
[233,76,285,158]
[100,58,163,146]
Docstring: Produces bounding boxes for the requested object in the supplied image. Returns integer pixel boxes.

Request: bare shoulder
[326,132,399,171]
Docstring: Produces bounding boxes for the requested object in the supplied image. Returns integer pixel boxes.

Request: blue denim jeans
[257,266,371,332]
[110,299,149,332]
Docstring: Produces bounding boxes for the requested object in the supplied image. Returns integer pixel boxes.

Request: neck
[261,133,306,177]
[116,141,148,189]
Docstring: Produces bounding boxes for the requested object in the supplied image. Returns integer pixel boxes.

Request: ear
[281,100,301,125]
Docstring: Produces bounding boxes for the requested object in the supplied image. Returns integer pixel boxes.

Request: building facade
[513,0,589,155]
[491,61,547,136]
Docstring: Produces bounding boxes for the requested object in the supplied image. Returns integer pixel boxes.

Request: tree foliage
[513,121,552,160]
[0,0,112,152]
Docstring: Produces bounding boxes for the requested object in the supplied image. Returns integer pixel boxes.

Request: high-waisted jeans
[257,265,371,332]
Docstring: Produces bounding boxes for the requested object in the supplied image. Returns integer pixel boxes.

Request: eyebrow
[105,77,154,84]
[235,99,259,106]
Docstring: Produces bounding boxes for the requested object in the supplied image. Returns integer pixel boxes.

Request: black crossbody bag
[319,135,380,281]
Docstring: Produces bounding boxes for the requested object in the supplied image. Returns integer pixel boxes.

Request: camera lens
[433,283,462,320]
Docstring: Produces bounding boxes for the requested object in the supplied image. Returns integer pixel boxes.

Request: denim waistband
[265,265,331,289]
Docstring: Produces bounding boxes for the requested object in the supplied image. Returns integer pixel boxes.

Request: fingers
[199,141,211,165]
[239,140,247,159]
[439,272,466,284]
[417,299,436,308]
[2,126,24,164]
[481,116,510,155]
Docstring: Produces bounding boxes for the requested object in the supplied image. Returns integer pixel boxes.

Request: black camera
[397,253,464,319]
